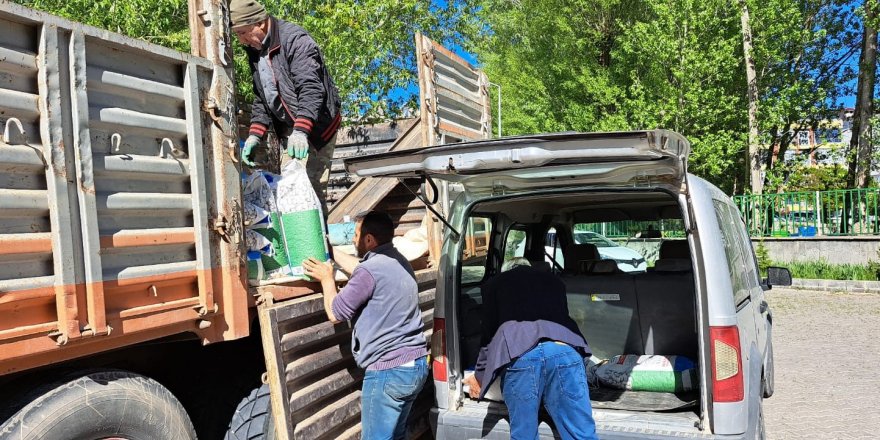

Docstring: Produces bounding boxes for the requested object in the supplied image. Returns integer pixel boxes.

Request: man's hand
[302,257,334,282]
[463,374,481,399]
[303,257,341,323]
[287,131,310,160]
[241,135,261,166]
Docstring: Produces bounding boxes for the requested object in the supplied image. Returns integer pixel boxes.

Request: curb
[790,278,880,294]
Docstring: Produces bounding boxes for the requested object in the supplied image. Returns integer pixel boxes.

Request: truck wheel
[0,370,195,440]
[225,383,276,440]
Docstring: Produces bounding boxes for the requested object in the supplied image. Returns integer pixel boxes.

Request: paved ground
[764,288,880,439]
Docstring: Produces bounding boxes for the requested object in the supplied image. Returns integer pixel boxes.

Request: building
[781,107,853,167]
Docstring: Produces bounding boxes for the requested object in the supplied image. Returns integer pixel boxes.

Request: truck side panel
[0,3,246,376]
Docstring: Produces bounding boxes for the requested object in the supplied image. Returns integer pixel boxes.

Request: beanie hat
[229,0,268,28]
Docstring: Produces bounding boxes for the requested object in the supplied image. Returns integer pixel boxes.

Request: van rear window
[460,216,492,284]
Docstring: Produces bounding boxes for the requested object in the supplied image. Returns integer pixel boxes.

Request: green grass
[755,242,879,281]
[784,260,879,281]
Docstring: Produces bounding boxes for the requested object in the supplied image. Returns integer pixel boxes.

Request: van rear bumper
[430,406,746,439]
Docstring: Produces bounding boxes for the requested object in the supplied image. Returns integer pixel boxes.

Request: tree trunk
[848,1,878,188]
[739,0,762,194]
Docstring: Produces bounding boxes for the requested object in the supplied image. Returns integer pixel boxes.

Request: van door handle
[759,301,769,314]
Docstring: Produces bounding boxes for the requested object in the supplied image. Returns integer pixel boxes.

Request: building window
[798,131,811,148]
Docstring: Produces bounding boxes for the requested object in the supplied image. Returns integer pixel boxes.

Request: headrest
[659,240,690,259]
[653,258,692,272]
[529,260,551,272]
[590,259,620,273]
[564,243,599,273]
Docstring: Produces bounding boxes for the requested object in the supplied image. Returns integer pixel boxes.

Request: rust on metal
[98,229,196,249]
[0,233,53,254]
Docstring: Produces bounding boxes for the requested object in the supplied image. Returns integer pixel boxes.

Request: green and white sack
[595,354,697,393]
[276,160,329,280]
[257,212,293,279]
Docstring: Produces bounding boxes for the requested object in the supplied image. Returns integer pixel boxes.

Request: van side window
[714,200,757,304]
[460,216,493,284]
[731,207,762,289]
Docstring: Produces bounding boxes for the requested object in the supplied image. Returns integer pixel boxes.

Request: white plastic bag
[243,170,279,214]
[243,202,271,229]
[245,229,273,254]
[276,160,321,213]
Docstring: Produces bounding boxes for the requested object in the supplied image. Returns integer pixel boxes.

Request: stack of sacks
[243,171,281,285]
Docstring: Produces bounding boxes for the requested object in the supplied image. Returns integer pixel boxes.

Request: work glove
[241,135,261,167]
[287,130,310,160]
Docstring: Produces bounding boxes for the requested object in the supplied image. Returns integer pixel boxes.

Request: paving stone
[764,288,880,439]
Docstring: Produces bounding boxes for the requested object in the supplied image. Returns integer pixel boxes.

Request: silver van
[346,130,791,439]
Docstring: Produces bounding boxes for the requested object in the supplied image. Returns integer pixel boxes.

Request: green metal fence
[733,188,880,237]
[575,220,686,239]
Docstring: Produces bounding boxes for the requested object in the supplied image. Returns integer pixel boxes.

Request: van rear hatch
[344,130,690,197]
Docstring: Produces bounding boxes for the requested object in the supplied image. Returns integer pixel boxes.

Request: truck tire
[0,369,195,440]
[225,383,276,440]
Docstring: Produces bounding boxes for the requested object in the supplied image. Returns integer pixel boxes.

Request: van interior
[456,190,701,416]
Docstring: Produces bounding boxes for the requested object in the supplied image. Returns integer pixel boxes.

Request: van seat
[633,271,697,360]
[529,260,552,272]
[564,253,698,361]
[564,243,599,274]
[563,273,642,360]
[589,260,620,273]
[659,240,690,259]
[653,259,691,272]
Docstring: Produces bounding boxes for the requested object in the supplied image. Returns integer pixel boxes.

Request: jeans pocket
[503,366,538,402]
[383,367,424,401]
[558,361,588,401]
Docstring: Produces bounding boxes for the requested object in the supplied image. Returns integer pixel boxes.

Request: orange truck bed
[0,1,249,377]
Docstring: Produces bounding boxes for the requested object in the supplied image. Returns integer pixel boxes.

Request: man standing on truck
[463,259,598,440]
[230,0,342,215]
[302,211,428,440]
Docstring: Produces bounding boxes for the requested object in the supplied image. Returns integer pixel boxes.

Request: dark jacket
[474,265,591,399]
[245,17,341,148]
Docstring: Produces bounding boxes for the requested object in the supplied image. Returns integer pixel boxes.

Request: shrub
[755,241,772,277]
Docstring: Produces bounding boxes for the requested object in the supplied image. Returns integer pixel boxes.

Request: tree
[19,0,191,50]
[476,0,748,192]
[739,0,762,194]
[13,0,480,123]
[848,0,879,188]
[749,0,860,191]
[473,0,643,135]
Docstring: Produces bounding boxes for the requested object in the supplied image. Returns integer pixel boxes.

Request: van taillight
[431,318,447,382]
[710,325,744,402]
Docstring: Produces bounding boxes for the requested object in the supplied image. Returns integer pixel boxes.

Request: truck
[0,2,446,439]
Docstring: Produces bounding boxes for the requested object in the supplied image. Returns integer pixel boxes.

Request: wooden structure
[258,270,436,439]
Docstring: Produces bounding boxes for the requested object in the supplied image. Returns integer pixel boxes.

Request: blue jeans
[501,341,598,440]
[361,357,429,440]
